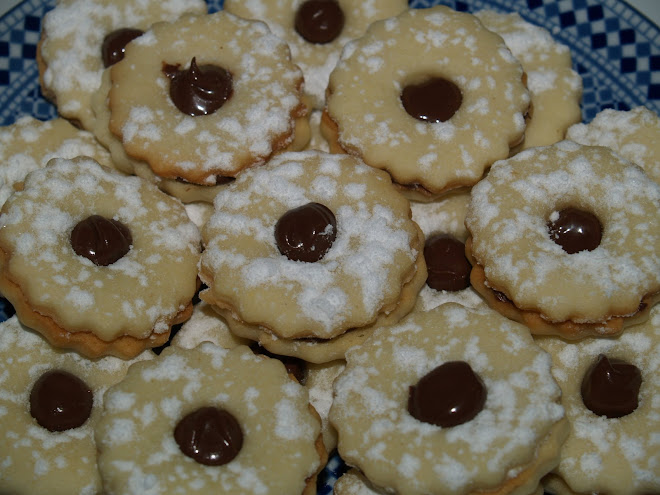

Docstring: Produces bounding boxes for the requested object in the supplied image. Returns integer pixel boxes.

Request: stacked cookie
[0,1,659,495]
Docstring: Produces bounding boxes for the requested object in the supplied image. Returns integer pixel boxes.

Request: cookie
[306,360,345,453]
[0,315,152,495]
[465,140,660,340]
[474,10,582,151]
[0,116,113,209]
[199,150,426,362]
[95,343,326,495]
[566,106,660,185]
[224,0,408,110]
[322,6,530,200]
[330,303,568,495]
[37,0,206,130]
[0,156,201,358]
[536,303,660,495]
[107,11,311,189]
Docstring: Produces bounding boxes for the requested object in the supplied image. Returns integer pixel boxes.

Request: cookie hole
[581,354,642,418]
[275,202,337,263]
[70,215,132,266]
[401,77,463,123]
[163,58,233,117]
[30,369,93,432]
[101,28,144,67]
[547,207,602,254]
[408,361,486,428]
[424,233,471,292]
[294,0,345,44]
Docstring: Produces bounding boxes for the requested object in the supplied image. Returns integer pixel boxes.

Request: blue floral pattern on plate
[0,0,658,493]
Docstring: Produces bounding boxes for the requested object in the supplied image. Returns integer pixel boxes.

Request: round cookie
[323,6,530,200]
[37,0,206,130]
[95,343,326,495]
[0,156,201,358]
[223,0,408,110]
[107,11,310,188]
[329,303,568,495]
[199,150,426,355]
[536,303,660,495]
[474,10,582,151]
[0,315,153,495]
[566,106,660,185]
[465,140,660,339]
[0,116,113,209]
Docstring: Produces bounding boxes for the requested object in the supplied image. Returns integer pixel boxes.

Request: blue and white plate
[0,0,658,493]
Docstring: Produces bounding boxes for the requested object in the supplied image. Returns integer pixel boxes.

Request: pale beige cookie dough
[0,157,201,358]
[37,0,206,130]
[566,106,660,185]
[465,140,660,340]
[330,303,567,495]
[333,469,382,495]
[536,304,660,495]
[224,0,408,110]
[306,360,345,452]
[475,10,582,151]
[95,343,326,495]
[171,301,250,350]
[108,11,310,187]
[305,110,330,152]
[0,116,113,209]
[0,315,153,495]
[200,150,426,347]
[323,6,530,200]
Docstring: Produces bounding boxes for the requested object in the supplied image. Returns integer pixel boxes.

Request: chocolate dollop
[30,370,93,432]
[174,406,243,465]
[401,77,463,123]
[424,234,471,291]
[408,361,486,428]
[101,28,144,67]
[294,0,345,44]
[547,207,602,254]
[581,354,642,418]
[275,202,337,262]
[70,215,132,266]
[163,58,233,117]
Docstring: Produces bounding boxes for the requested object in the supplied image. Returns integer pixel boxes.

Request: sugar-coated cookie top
[536,304,660,495]
[201,150,422,340]
[466,140,660,324]
[0,316,152,495]
[39,0,206,129]
[567,106,660,185]
[0,116,113,208]
[0,157,201,340]
[330,303,565,495]
[109,11,306,185]
[95,343,322,495]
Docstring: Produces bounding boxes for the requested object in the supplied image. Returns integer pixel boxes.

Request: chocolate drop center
[408,361,487,428]
[101,28,144,67]
[164,57,233,117]
[275,202,337,263]
[401,77,463,123]
[581,354,642,418]
[424,234,471,291]
[547,207,602,254]
[294,0,345,44]
[29,370,94,432]
[70,214,132,266]
[174,406,243,466]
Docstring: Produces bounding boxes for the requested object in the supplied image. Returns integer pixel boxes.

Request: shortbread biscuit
[200,151,426,349]
[37,0,206,130]
[0,316,152,495]
[536,304,660,495]
[566,106,660,184]
[224,0,408,110]
[330,303,567,495]
[108,11,310,188]
[0,157,201,358]
[465,140,660,339]
[475,10,582,150]
[0,116,113,208]
[95,343,326,495]
[323,6,529,200]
